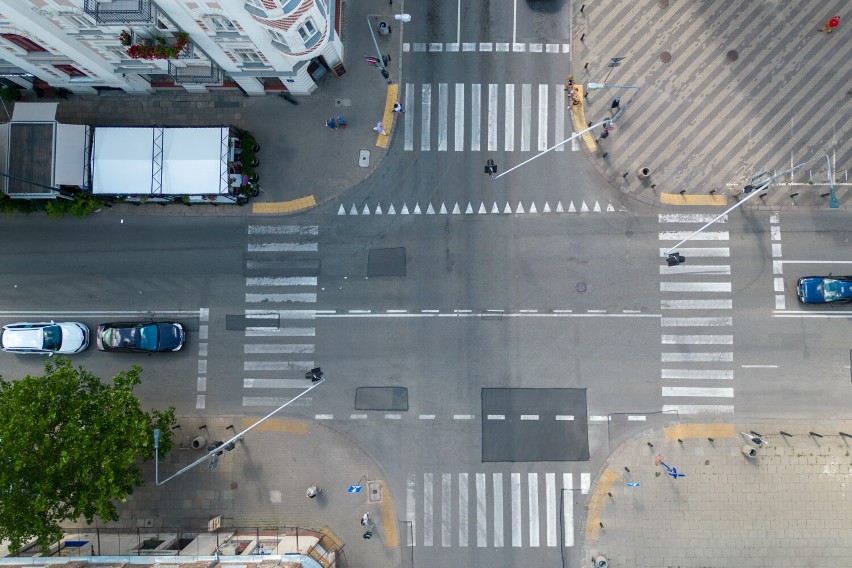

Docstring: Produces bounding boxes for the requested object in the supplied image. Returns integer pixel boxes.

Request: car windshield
[103,324,158,350]
[138,324,158,351]
[823,279,843,301]
[42,325,62,351]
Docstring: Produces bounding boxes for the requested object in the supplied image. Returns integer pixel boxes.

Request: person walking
[326,118,337,131]
[335,115,347,128]
[610,97,621,113]
[360,512,371,526]
[392,101,405,113]
[820,15,840,32]
[306,484,321,498]
[373,121,388,136]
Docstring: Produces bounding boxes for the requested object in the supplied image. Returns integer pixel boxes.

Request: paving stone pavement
[584,421,852,567]
[574,0,850,210]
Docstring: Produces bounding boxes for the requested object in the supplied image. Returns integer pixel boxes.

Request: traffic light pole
[154,376,325,486]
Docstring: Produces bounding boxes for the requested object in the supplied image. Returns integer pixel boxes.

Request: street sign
[626,482,640,487]
[348,485,362,493]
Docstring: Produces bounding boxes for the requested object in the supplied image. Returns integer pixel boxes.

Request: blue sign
[348,485,362,493]
[626,482,640,487]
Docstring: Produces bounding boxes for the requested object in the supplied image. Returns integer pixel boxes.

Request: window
[244,0,266,8]
[63,13,95,30]
[207,15,237,32]
[1,34,48,53]
[105,45,129,60]
[297,19,316,42]
[234,48,262,63]
[54,64,87,78]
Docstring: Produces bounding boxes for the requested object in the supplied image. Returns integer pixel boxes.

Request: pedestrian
[306,484,319,498]
[392,101,405,113]
[820,15,840,32]
[564,74,575,91]
[373,121,388,136]
[610,97,621,112]
[361,512,371,527]
[326,118,337,131]
[336,115,347,128]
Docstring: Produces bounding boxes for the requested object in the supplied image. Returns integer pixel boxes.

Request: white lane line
[555,415,574,420]
[773,310,852,318]
[424,473,433,547]
[248,225,319,235]
[537,84,548,151]
[197,376,207,391]
[661,299,733,310]
[590,415,609,422]
[663,387,734,398]
[419,414,436,420]
[407,474,416,546]
[471,83,481,151]
[662,352,733,362]
[660,265,731,275]
[528,473,540,547]
[521,83,531,151]
[488,83,498,151]
[438,82,448,152]
[773,260,783,275]
[487,414,506,420]
[244,361,314,371]
[774,277,784,292]
[245,309,316,319]
[2,309,201,317]
[662,369,734,380]
[658,247,730,257]
[455,83,465,151]
[628,415,647,421]
[244,344,314,354]
[580,473,591,494]
[247,242,318,252]
[246,277,317,286]
[385,414,402,420]
[741,364,778,369]
[243,396,311,406]
[350,414,367,419]
[546,473,556,547]
[245,293,317,303]
[313,413,332,419]
[442,473,451,547]
[454,414,475,420]
[421,83,432,151]
[771,225,781,241]
[772,243,782,257]
[459,473,468,547]
[661,317,733,327]
[520,414,539,420]
[493,473,504,547]
[563,473,573,546]
[780,260,852,264]
[659,214,728,223]
[476,473,487,547]
[662,404,735,414]
[405,83,414,151]
[316,311,661,319]
[196,394,205,409]
[243,378,315,389]
[504,83,515,151]
[660,282,731,292]
[554,84,565,152]
[658,231,729,241]
[511,473,522,547]
[245,327,315,337]
[661,335,733,345]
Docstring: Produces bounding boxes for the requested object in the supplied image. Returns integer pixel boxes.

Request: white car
[1,321,90,355]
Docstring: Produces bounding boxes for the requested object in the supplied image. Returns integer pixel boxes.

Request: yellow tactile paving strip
[663,422,736,441]
[376,83,400,149]
[584,468,619,541]
[252,195,317,214]
[378,479,400,547]
[659,192,728,206]
[570,85,596,152]
[239,417,309,435]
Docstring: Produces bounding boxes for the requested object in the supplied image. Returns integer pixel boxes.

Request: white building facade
[0,0,344,96]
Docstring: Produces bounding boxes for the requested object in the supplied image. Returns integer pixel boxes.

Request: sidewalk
[572,0,849,210]
[62,416,402,568]
[38,0,403,217]
[583,420,852,566]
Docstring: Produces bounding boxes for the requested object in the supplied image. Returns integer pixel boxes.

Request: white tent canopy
[91,126,229,195]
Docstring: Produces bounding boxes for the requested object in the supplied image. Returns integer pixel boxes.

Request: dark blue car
[796,276,852,304]
[96,322,185,352]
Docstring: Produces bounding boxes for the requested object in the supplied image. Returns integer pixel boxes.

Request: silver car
[1,321,90,355]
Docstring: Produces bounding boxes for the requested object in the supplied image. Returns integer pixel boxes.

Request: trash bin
[741,445,758,459]
[378,21,390,35]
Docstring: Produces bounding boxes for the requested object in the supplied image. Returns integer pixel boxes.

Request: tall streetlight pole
[663,153,836,265]
[154,372,326,486]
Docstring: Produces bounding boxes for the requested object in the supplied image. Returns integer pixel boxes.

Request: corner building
[0,0,343,96]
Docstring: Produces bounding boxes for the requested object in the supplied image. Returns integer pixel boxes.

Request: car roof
[2,328,42,349]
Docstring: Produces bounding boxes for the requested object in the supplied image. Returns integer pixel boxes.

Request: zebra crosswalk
[402,83,576,153]
[406,471,590,549]
[243,224,318,408]
[658,214,735,415]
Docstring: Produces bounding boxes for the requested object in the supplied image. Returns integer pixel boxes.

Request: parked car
[96,321,185,352]
[1,321,89,354]
[796,275,852,304]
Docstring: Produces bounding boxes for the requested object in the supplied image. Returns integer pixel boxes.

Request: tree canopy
[0,358,176,553]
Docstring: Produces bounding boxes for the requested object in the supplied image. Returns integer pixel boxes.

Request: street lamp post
[154,371,326,486]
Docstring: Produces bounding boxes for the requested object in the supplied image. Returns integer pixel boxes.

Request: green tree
[0,358,176,553]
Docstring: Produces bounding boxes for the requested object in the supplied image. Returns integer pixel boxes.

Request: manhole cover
[727,50,738,62]
[658,0,669,7]
[359,149,370,168]
[368,481,383,503]
[335,98,352,107]
[660,51,671,63]
[576,281,587,293]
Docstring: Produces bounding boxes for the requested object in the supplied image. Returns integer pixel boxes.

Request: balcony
[83,0,154,25]
[168,60,223,86]
[124,31,192,60]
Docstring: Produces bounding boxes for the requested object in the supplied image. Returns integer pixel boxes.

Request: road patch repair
[355,387,409,411]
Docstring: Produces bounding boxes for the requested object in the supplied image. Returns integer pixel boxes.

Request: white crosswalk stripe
[243,224,318,408]
[407,471,589,549]
[337,200,627,217]
[403,83,580,152]
[659,214,734,415]
[404,41,570,53]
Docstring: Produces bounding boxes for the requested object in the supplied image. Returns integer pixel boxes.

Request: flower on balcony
[125,32,190,60]
[119,30,131,46]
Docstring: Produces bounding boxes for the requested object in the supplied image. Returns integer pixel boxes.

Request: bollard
[789,192,799,198]
[780,431,793,438]
[602,152,608,158]
[708,437,715,444]
[647,442,654,448]
[580,4,585,12]
[580,33,585,42]
[679,189,686,195]
[810,432,824,438]
[677,439,684,445]
[623,172,629,178]
[584,62,589,70]
[624,466,630,473]
[741,445,758,458]
[840,432,852,439]
[821,192,831,198]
